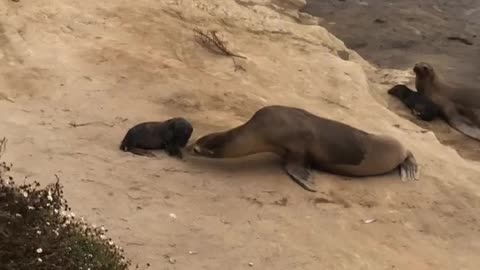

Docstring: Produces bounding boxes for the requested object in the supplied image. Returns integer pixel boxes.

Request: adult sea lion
[414,62,480,140]
[188,105,418,192]
[120,117,193,158]
[388,84,441,121]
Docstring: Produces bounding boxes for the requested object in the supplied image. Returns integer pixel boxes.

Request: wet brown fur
[189,105,417,190]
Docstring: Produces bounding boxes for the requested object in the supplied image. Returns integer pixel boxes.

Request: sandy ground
[1,0,479,269]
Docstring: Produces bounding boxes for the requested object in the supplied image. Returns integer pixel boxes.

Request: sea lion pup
[414,62,480,140]
[120,117,193,158]
[388,84,441,121]
[188,105,418,192]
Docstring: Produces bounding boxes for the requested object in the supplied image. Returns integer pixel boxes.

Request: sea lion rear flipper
[284,160,317,192]
[447,114,480,141]
[399,151,419,181]
[128,148,156,157]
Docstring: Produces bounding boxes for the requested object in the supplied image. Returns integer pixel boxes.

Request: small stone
[248,262,254,267]
[363,219,377,224]
[168,257,176,264]
[169,213,177,219]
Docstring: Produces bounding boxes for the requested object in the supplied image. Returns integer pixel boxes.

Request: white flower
[46,222,50,226]
[22,191,28,197]
[28,206,35,210]
[70,212,76,218]
[54,209,59,214]
[36,230,42,235]
[60,210,66,216]
[100,226,105,231]
[100,234,107,240]
[15,213,22,217]
[36,248,43,254]
[108,240,114,246]
[47,190,53,201]
[52,230,59,236]
[37,258,43,262]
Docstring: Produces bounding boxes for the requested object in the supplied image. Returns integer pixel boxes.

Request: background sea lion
[388,84,441,121]
[188,105,418,192]
[120,117,193,158]
[414,62,480,140]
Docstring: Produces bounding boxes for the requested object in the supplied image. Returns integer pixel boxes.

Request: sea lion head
[189,132,230,158]
[413,62,436,94]
[166,118,194,147]
[387,85,410,99]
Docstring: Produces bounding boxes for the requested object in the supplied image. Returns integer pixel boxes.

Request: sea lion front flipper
[399,151,419,181]
[128,148,156,157]
[284,160,317,192]
[165,144,183,159]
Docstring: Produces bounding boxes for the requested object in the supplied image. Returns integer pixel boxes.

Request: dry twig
[69,121,115,128]
[194,28,247,71]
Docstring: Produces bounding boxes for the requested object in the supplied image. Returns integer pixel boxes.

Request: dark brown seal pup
[388,84,441,121]
[188,105,418,192]
[414,62,480,140]
[120,117,193,158]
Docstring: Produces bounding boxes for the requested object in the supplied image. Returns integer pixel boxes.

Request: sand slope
[1,0,479,269]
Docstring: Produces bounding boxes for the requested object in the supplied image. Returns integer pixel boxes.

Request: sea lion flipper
[447,113,480,141]
[399,151,419,181]
[165,144,183,159]
[284,160,317,192]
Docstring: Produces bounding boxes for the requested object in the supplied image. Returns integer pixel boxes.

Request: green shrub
[0,138,132,270]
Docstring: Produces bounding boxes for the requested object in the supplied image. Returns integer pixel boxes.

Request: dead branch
[320,97,350,110]
[194,28,247,59]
